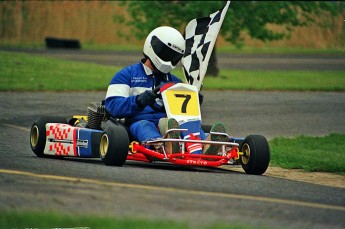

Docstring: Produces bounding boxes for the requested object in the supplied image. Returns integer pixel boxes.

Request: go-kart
[30,83,270,175]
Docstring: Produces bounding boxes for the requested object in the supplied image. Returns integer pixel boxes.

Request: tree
[119,1,344,76]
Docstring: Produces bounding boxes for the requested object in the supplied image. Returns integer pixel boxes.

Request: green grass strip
[269,133,345,174]
[0,211,188,229]
[202,70,345,91]
[0,51,118,91]
[1,50,345,91]
[0,210,261,229]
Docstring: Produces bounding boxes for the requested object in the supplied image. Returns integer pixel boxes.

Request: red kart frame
[127,129,242,167]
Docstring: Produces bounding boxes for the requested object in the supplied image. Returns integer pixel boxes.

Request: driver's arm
[105,68,144,118]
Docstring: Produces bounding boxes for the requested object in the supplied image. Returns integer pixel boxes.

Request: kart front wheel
[100,121,129,166]
[30,116,68,157]
[240,135,270,175]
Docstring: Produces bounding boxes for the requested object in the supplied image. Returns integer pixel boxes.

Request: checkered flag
[182,1,230,91]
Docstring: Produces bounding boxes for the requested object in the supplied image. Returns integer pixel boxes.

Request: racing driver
[104,26,226,155]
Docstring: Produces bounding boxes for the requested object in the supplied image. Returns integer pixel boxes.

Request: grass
[0,211,188,229]
[0,211,261,229]
[269,133,345,175]
[1,50,345,91]
[0,51,118,91]
[173,68,345,91]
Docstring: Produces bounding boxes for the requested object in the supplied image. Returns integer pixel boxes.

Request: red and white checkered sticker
[46,124,71,140]
[44,123,77,156]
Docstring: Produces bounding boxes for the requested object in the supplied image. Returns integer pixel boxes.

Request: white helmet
[143,26,185,74]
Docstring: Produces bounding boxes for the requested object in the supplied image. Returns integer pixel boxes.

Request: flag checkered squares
[182,1,230,91]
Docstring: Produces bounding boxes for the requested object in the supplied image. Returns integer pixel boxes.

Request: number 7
[174,94,191,113]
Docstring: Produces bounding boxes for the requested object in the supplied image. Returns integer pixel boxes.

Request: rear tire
[30,116,68,157]
[100,121,129,166]
[240,135,270,175]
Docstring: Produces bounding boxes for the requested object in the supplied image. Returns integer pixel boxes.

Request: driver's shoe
[159,118,180,154]
[203,122,227,155]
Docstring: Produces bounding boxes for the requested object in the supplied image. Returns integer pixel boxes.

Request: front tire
[100,121,129,166]
[240,135,270,175]
[30,116,68,157]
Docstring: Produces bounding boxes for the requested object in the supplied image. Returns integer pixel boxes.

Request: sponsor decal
[131,76,147,83]
[186,160,208,166]
[172,44,184,53]
[76,139,88,148]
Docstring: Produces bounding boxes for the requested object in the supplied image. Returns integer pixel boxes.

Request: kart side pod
[30,116,103,158]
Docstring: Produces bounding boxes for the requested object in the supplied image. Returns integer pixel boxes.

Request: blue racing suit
[105,61,182,143]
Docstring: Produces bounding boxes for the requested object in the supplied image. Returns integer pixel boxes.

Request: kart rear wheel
[100,121,129,166]
[30,116,68,157]
[240,135,270,175]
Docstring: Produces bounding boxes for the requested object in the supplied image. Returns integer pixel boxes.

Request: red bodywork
[127,142,240,167]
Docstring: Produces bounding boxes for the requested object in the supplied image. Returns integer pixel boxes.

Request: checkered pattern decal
[47,124,72,140]
[44,123,77,156]
[182,1,230,91]
[49,142,72,156]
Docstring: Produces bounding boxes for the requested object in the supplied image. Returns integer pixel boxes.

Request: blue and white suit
[105,61,182,142]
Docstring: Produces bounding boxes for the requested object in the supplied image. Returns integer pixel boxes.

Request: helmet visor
[151,36,183,66]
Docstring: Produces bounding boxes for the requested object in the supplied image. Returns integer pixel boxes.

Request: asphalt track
[1,49,345,228]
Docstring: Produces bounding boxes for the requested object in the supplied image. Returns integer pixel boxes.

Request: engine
[87,102,106,130]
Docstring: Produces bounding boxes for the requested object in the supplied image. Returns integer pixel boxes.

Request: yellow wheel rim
[241,143,250,165]
[100,134,109,157]
[30,126,39,148]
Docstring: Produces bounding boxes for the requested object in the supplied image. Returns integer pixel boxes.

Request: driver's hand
[136,89,158,108]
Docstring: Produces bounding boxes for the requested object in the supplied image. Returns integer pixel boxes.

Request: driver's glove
[136,90,158,108]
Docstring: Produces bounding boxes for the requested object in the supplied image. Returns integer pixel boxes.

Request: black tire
[30,116,68,157]
[99,121,129,166]
[240,135,270,175]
